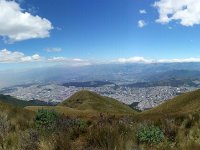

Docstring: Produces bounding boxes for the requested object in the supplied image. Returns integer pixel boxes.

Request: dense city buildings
[1,84,197,110]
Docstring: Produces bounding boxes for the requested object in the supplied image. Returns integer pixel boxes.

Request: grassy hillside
[139,89,200,118]
[59,90,136,114]
[2,90,200,149]
[0,101,34,120]
[0,102,35,149]
[26,106,103,119]
[26,90,136,119]
[0,94,50,108]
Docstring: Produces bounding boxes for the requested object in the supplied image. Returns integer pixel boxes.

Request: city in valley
[0,82,197,110]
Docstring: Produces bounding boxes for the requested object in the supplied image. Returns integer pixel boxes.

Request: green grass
[0,101,34,120]
[26,90,136,119]
[0,102,36,149]
[26,106,100,119]
[59,90,136,114]
[1,89,200,149]
[139,89,200,119]
[0,94,48,108]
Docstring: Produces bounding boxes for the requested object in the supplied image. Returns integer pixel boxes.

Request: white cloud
[0,49,90,66]
[0,0,53,42]
[168,26,173,30]
[154,0,200,26]
[0,49,42,63]
[157,58,200,63]
[115,57,200,64]
[3,48,200,65]
[45,48,62,52]
[48,57,91,66]
[139,9,147,14]
[55,27,62,31]
[116,57,153,63]
[138,20,146,28]
[47,57,87,63]
[48,57,67,62]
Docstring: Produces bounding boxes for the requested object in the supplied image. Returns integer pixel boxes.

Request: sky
[1,0,200,69]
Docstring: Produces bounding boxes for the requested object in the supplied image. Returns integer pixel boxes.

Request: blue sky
[1,0,200,68]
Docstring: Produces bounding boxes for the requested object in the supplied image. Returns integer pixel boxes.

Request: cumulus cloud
[139,9,147,14]
[154,0,200,26]
[0,49,90,66]
[157,58,200,63]
[45,48,62,52]
[48,57,91,66]
[115,57,200,64]
[138,20,146,28]
[117,57,153,63]
[0,49,42,63]
[0,0,53,42]
[3,48,200,65]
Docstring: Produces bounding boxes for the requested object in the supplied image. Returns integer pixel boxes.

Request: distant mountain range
[2,63,200,88]
[125,78,198,88]
[63,81,115,87]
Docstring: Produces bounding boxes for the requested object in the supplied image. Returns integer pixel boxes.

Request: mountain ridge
[59,90,136,114]
[140,89,200,118]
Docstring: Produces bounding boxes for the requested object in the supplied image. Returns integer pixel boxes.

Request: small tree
[137,124,164,145]
[35,109,59,131]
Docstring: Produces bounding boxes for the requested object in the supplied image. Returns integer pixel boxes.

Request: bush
[0,113,11,149]
[137,124,164,145]
[57,116,88,133]
[35,109,59,131]
[162,118,178,142]
[53,133,72,150]
[86,124,133,150]
[76,119,88,131]
[0,115,10,138]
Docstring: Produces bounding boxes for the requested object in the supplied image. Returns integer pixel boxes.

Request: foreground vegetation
[0,90,200,149]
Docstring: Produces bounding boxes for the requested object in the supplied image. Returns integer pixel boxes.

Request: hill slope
[0,101,34,125]
[0,94,53,108]
[59,90,136,114]
[140,89,200,117]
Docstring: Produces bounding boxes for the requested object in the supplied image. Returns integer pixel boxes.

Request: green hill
[59,90,136,114]
[0,101,35,149]
[26,90,136,119]
[0,101,34,116]
[140,89,200,118]
[0,94,52,108]
[2,90,200,149]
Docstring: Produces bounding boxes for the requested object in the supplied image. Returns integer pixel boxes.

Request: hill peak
[59,90,136,114]
[72,90,99,96]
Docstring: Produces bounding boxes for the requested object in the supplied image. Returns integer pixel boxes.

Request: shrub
[0,113,11,149]
[162,118,178,142]
[57,116,88,134]
[19,129,40,150]
[53,133,72,150]
[76,119,88,131]
[137,124,164,145]
[86,123,133,150]
[35,109,59,131]
[0,115,10,138]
